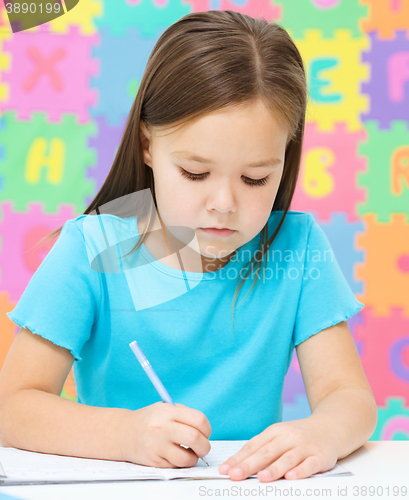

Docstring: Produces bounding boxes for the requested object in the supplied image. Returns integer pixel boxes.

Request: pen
[129,340,210,467]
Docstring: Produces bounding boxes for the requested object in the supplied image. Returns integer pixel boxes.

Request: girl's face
[140,99,289,273]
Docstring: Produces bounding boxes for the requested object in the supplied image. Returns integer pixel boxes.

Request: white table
[0,442,408,500]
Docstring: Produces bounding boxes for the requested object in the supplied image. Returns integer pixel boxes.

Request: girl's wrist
[118,408,137,463]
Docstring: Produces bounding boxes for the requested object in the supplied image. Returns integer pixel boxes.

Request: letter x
[24,46,66,91]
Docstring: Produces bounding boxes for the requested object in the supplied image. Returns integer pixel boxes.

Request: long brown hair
[40,10,307,336]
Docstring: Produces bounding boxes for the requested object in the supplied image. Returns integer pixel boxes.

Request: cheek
[168,181,200,210]
[154,171,182,205]
[158,187,198,225]
[244,195,274,232]
[246,190,273,213]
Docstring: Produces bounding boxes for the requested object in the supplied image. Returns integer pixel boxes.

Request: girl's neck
[157,210,170,257]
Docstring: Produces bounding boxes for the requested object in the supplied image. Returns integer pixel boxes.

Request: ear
[139,121,153,168]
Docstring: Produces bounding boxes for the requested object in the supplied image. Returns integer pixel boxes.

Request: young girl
[0,10,377,483]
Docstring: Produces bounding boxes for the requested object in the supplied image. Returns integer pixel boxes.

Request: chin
[203,250,232,260]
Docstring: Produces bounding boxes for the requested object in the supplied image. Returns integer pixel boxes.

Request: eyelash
[179,168,270,187]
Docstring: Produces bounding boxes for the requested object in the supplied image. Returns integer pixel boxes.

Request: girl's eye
[179,168,270,187]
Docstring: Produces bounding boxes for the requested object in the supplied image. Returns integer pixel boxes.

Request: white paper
[0,441,351,484]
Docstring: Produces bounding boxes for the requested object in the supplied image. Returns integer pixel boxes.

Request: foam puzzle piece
[294,29,369,131]
[356,214,409,316]
[360,0,409,40]
[358,121,409,222]
[282,394,311,422]
[0,2,10,32]
[90,26,162,125]
[0,201,78,302]
[318,213,365,295]
[0,292,19,371]
[283,349,306,404]
[0,115,7,194]
[2,25,99,123]
[275,0,367,39]
[95,0,191,37]
[355,308,409,406]
[372,397,409,440]
[291,122,366,220]
[0,17,11,113]
[0,112,96,213]
[361,31,409,128]
[49,0,103,35]
[86,116,127,206]
[184,0,281,22]
[346,308,364,357]
[60,367,78,401]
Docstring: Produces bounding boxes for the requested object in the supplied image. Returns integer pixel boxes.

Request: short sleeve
[292,214,364,347]
[6,220,101,362]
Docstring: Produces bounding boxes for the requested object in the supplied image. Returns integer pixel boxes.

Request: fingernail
[219,463,231,474]
[230,467,243,478]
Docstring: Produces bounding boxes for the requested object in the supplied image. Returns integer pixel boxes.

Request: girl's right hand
[121,401,212,468]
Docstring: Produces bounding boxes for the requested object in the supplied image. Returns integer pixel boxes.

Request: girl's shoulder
[58,214,137,272]
[66,213,137,248]
[70,213,135,234]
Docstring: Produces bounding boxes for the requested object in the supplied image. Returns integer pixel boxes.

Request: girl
[0,10,377,483]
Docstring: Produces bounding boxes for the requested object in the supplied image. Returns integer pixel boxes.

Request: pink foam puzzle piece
[291,122,367,222]
[0,201,78,301]
[3,26,99,124]
[355,307,409,407]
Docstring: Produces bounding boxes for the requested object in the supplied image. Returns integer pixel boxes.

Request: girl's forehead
[150,105,288,144]
[148,99,286,136]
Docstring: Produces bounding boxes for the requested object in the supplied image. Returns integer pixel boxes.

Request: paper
[0,441,351,485]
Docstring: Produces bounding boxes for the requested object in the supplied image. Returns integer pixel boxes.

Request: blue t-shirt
[7,210,363,440]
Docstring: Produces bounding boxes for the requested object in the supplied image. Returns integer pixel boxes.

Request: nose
[206,179,237,213]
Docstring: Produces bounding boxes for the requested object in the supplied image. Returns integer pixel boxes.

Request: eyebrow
[171,150,282,168]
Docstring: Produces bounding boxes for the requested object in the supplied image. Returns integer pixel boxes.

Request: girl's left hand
[218,417,339,482]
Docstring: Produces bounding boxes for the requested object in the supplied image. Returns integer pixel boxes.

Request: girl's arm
[0,327,211,467]
[217,320,378,482]
[0,327,131,461]
[293,319,378,459]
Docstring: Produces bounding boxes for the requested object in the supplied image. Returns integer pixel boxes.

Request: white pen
[129,340,210,467]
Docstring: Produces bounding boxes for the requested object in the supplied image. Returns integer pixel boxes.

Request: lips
[199,227,237,238]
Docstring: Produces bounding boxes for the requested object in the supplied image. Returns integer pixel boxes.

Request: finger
[173,403,212,439]
[147,454,177,468]
[165,444,200,468]
[283,455,335,481]
[225,440,290,481]
[170,421,211,462]
[218,432,275,475]
[256,449,306,482]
